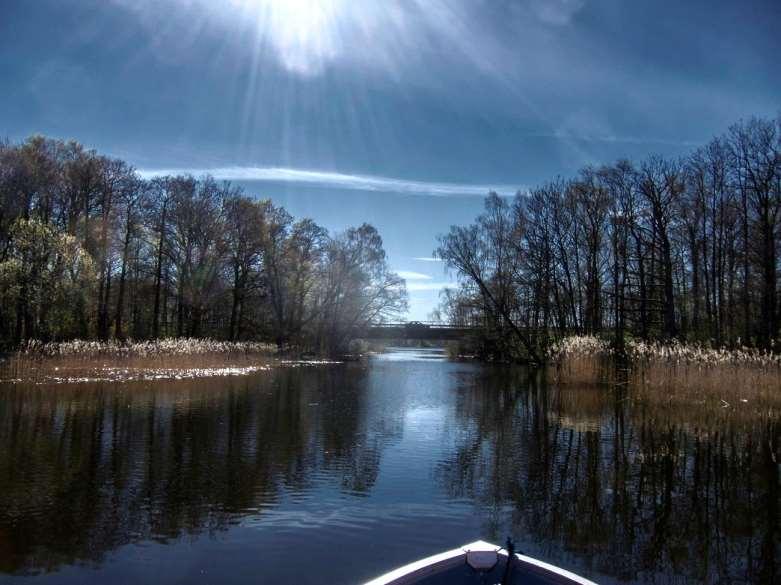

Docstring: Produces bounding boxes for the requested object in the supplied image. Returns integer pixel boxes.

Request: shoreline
[0,338,352,385]
[3,337,780,401]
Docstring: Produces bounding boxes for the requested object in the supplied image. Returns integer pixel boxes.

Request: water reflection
[438,372,779,584]
[0,366,385,576]
[373,346,448,362]
[0,354,777,584]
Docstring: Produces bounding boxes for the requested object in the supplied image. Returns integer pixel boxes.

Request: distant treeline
[0,136,407,352]
[436,116,781,362]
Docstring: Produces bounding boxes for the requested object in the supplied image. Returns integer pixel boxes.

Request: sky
[2,0,779,319]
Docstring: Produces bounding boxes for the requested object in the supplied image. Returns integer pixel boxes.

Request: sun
[229,0,346,75]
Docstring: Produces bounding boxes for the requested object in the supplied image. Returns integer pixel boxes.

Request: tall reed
[19,338,276,359]
[548,335,781,416]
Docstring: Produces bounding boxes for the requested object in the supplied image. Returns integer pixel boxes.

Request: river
[0,348,777,584]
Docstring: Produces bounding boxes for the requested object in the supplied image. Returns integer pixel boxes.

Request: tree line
[436,116,781,361]
[0,136,407,352]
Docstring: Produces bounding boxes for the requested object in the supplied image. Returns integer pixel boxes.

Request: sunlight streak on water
[373,347,448,362]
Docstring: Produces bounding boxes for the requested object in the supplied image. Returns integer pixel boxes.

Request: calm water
[0,348,777,584]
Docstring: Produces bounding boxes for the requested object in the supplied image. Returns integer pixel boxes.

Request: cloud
[109,0,515,80]
[396,270,432,281]
[526,0,586,25]
[412,257,443,262]
[137,166,518,197]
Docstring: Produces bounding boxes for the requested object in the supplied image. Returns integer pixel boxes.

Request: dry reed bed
[548,336,781,417]
[549,335,781,367]
[0,338,279,384]
[19,338,277,358]
[0,340,352,385]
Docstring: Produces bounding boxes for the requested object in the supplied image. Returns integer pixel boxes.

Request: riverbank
[0,338,367,384]
[549,335,781,418]
[1,345,775,585]
[16,338,278,359]
[0,338,281,384]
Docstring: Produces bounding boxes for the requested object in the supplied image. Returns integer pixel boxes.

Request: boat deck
[365,541,598,585]
[412,555,579,584]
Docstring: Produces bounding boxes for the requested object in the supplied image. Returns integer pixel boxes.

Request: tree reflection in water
[0,362,777,584]
[436,369,778,584]
[0,366,382,575]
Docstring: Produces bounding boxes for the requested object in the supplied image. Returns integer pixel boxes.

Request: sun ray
[228,0,346,75]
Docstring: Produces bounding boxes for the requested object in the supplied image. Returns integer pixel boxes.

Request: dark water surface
[0,348,777,584]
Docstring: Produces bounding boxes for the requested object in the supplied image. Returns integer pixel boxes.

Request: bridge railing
[367,322,475,330]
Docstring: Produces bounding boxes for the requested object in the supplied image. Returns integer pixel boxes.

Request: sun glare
[230,0,346,75]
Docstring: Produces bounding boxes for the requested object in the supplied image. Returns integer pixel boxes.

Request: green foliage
[0,136,406,351]
[0,218,94,342]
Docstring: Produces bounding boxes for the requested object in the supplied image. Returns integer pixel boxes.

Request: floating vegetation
[3,365,273,385]
[278,359,343,367]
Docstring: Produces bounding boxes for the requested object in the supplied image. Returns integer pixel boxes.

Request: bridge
[361,321,478,340]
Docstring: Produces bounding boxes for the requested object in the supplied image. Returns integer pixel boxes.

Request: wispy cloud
[136,166,518,197]
[412,257,443,263]
[397,270,433,281]
[526,0,586,25]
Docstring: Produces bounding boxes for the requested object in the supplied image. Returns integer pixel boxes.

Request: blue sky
[2,0,779,319]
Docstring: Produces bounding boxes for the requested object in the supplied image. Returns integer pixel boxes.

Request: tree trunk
[152,202,167,339]
[114,213,132,340]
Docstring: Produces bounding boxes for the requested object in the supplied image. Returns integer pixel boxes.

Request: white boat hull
[364,540,598,585]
